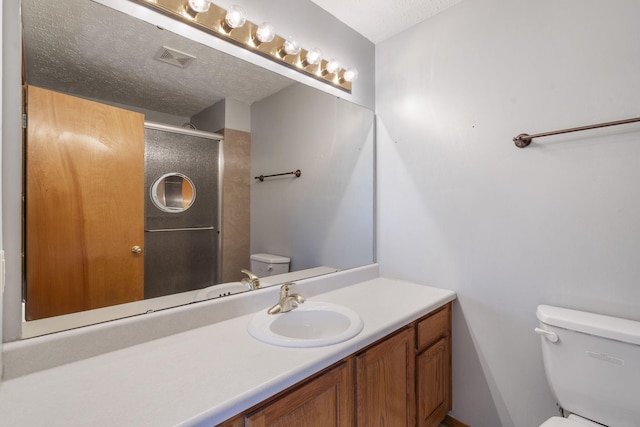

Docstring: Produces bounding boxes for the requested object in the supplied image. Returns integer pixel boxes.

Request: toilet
[536,305,640,427]
[250,253,290,277]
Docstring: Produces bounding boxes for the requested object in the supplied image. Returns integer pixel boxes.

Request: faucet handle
[280,282,305,304]
[241,269,261,289]
[279,282,294,298]
[268,283,304,315]
[241,269,258,279]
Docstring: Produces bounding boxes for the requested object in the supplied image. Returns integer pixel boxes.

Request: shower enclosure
[143,123,223,299]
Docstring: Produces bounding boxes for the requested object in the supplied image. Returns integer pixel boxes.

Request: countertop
[22,266,340,338]
[0,274,456,426]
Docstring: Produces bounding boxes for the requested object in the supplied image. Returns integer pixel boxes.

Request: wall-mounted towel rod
[255,169,302,182]
[145,226,215,232]
[513,116,640,148]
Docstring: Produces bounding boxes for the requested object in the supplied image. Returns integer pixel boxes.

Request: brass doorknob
[131,245,143,254]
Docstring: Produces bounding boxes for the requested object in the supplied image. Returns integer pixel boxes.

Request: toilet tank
[536,305,640,427]
[250,253,290,277]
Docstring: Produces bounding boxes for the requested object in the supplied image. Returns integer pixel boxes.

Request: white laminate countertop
[0,276,456,426]
[22,266,341,338]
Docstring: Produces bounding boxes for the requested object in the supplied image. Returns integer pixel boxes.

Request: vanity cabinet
[217,302,452,427]
[218,416,244,427]
[245,362,354,426]
[355,303,451,427]
[355,327,415,426]
[416,304,452,427]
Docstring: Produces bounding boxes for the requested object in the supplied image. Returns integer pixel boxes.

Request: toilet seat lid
[540,417,587,427]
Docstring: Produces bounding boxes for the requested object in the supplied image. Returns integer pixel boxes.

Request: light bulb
[343,68,358,82]
[304,48,323,66]
[224,5,246,29]
[325,59,341,74]
[255,22,275,44]
[187,0,211,14]
[283,38,300,56]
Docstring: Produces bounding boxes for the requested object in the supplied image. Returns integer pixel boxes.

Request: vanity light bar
[133,0,354,93]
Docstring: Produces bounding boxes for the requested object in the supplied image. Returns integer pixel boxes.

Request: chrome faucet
[267,283,305,315]
[240,269,261,290]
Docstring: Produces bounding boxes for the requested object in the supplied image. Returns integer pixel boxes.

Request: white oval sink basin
[193,282,249,301]
[248,301,364,348]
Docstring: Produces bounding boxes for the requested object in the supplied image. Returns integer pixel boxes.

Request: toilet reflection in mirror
[150,172,196,212]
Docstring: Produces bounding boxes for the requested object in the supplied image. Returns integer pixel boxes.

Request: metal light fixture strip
[135,0,352,93]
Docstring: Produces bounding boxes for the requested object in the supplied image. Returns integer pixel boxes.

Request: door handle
[131,245,143,254]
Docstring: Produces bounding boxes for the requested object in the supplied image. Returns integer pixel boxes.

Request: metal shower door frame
[144,121,224,287]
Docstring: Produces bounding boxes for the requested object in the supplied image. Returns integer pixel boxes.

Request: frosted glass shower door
[143,124,222,299]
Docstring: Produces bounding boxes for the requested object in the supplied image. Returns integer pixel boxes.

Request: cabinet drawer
[416,303,451,352]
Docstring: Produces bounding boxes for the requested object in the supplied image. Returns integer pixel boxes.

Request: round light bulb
[343,68,359,82]
[255,22,275,43]
[188,0,211,13]
[225,5,247,29]
[305,48,323,65]
[326,59,341,74]
[283,38,301,56]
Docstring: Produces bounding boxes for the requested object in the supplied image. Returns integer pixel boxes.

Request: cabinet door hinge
[22,113,28,129]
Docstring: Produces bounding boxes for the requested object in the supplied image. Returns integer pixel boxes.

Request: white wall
[191,100,226,132]
[251,83,374,272]
[223,99,251,133]
[376,0,640,425]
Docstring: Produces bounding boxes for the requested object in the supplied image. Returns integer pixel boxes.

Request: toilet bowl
[536,305,640,427]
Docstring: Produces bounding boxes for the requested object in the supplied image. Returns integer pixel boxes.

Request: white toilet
[250,253,290,277]
[536,305,640,427]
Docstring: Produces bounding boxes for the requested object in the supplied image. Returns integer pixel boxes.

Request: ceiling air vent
[154,46,196,68]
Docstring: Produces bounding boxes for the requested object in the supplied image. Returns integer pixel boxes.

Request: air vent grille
[154,46,196,68]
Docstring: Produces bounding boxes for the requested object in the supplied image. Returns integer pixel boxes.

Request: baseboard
[441,414,471,427]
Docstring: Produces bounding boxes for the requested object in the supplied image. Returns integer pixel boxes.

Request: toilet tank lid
[537,305,640,345]
[251,253,290,264]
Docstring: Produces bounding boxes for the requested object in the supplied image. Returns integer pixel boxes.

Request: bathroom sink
[248,301,364,348]
[193,282,249,301]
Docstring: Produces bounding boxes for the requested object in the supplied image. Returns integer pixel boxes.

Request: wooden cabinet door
[355,327,415,426]
[416,337,451,427]
[217,416,244,427]
[25,86,145,319]
[246,361,354,427]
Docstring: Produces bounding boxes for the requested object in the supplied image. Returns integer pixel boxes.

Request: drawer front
[416,303,451,352]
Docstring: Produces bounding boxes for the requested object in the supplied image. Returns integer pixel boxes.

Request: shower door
[144,123,222,299]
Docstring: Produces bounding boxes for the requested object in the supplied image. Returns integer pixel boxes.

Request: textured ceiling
[22,0,295,117]
[22,0,463,117]
[309,0,464,43]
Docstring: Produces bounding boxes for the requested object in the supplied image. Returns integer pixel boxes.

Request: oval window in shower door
[150,172,197,213]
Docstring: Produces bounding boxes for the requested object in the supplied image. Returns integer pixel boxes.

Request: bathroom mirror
[151,173,197,213]
[15,0,374,338]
